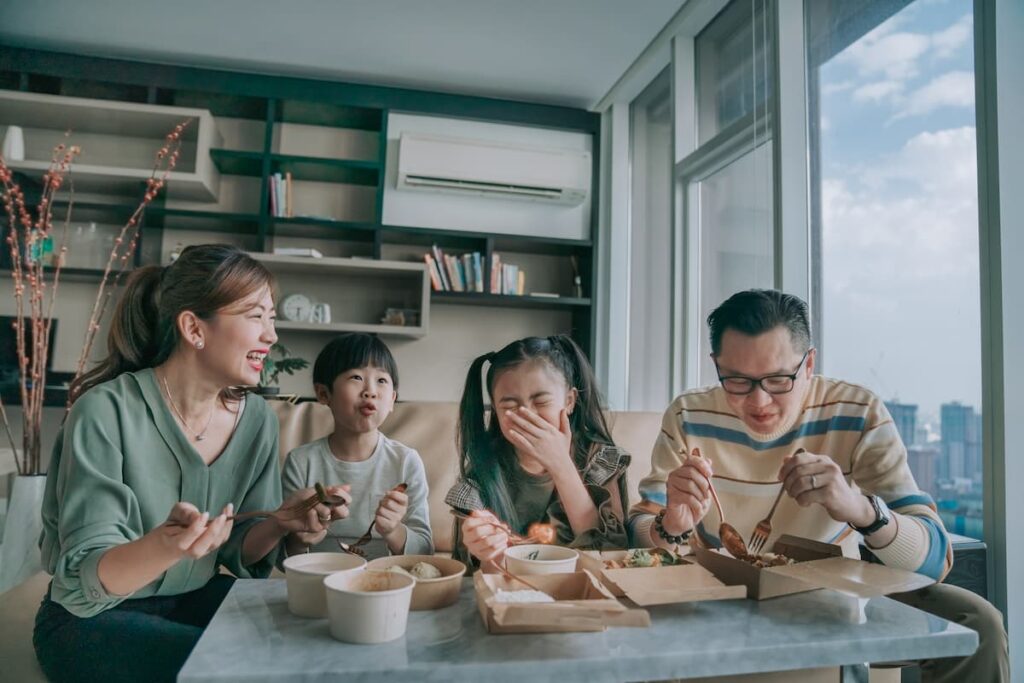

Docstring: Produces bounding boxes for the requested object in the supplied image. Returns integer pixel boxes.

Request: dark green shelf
[277,100,382,131]
[0,266,134,282]
[145,207,261,234]
[209,149,264,177]
[432,292,591,310]
[270,154,379,185]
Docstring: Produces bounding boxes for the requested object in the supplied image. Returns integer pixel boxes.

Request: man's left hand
[778,450,874,527]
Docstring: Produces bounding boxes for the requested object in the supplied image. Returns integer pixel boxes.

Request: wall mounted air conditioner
[396,133,590,206]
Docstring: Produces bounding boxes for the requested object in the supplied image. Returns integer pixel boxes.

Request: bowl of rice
[365,555,467,610]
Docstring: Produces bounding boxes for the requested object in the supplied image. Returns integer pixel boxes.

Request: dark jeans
[33,575,236,683]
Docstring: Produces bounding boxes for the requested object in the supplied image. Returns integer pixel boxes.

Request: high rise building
[885,401,918,447]
[907,444,940,497]
[940,402,981,482]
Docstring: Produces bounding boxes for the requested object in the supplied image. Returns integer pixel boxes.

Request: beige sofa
[0,401,662,682]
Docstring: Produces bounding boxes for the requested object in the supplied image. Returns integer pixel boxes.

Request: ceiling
[0,0,685,110]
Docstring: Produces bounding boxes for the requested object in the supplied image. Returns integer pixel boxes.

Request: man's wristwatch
[850,494,891,536]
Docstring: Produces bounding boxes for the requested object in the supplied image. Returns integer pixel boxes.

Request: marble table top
[178,578,977,683]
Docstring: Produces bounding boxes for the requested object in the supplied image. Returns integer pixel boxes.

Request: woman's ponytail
[69,265,166,403]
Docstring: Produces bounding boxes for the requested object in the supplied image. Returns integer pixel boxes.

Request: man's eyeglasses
[715,350,811,396]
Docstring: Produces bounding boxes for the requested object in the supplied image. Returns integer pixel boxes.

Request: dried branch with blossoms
[0,121,190,476]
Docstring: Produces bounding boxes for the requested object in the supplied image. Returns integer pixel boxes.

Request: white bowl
[324,570,416,644]
[504,544,579,575]
[283,552,366,618]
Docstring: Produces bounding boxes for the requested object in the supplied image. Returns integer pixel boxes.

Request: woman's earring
[195,340,205,350]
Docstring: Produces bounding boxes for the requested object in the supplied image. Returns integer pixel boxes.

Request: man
[631,289,1008,682]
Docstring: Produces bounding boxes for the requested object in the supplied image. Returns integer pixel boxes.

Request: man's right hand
[662,450,714,535]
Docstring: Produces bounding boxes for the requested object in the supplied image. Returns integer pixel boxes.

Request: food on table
[492,589,556,604]
[386,562,443,579]
[527,522,556,544]
[602,548,681,569]
[409,561,442,579]
[735,551,795,568]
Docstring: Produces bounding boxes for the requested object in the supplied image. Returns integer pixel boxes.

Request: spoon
[691,447,750,558]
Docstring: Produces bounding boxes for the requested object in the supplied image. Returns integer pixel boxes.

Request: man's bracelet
[654,509,692,545]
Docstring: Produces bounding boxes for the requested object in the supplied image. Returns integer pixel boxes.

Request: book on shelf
[423,244,491,293]
[268,172,294,218]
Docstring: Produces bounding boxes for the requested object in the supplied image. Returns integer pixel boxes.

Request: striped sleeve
[851,400,952,581]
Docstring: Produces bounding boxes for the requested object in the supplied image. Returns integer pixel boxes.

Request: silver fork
[747,485,785,554]
[748,447,804,554]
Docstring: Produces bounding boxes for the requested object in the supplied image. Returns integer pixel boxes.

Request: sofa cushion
[270,401,662,553]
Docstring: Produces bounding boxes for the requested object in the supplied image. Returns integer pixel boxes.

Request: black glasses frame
[715,350,811,395]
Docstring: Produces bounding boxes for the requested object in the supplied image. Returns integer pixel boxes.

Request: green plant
[259,343,309,387]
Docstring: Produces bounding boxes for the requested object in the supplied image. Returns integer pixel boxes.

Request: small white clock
[281,293,313,322]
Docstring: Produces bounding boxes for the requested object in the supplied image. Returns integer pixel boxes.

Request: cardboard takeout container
[691,534,935,600]
[578,550,745,605]
[473,569,650,634]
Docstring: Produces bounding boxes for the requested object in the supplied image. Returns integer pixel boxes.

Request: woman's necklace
[160,373,215,442]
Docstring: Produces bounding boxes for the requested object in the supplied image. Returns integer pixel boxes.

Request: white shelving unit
[249,252,430,338]
[0,89,221,200]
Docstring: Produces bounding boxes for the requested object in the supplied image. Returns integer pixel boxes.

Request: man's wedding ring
[810,474,817,490]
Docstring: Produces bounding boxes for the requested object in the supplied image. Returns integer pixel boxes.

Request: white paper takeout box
[473,569,650,634]
[692,534,935,600]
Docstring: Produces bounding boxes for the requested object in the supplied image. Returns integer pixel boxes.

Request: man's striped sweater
[630,376,952,580]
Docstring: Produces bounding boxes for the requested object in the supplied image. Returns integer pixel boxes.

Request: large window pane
[808,0,982,535]
[695,141,774,384]
[629,69,673,410]
[696,0,773,145]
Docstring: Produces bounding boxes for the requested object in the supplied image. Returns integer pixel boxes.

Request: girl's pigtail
[549,335,614,461]
[457,352,492,478]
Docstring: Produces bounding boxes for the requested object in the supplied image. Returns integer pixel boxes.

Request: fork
[747,448,804,554]
[747,485,785,554]
[166,483,346,528]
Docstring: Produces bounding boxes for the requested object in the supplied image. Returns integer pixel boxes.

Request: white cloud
[820,127,982,411]
[894,70,975,119]
[840,31,930,81]
[853,80,903,103]
[931,15,972,59]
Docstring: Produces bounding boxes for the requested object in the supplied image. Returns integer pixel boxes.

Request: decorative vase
[1,125,26,161]
[0,474,46,594]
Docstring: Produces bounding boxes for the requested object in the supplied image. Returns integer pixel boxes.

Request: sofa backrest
[271,401,662,553]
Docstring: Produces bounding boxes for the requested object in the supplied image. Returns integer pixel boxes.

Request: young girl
[281,333,432,559]
[446,335,630,569]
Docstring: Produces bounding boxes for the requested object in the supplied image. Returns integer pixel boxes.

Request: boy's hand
[374,487,409,538]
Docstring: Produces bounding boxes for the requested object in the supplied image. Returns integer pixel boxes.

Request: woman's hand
[505,407,574,476]
[157,502,234,560]
[461,509,509,564]
[278,485,351,543]
[662,448,714,536]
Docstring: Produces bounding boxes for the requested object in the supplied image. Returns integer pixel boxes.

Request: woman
[33,244,349,683]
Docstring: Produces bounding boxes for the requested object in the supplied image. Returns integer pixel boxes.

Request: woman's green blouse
[39,368,282,618]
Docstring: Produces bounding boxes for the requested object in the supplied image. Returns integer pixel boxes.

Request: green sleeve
[217,410,283,578]
[44,390,142,618]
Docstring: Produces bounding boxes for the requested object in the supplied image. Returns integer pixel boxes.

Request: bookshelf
[0,48,600,398]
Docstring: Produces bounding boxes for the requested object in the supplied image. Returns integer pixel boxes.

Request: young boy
[282,333,432,559]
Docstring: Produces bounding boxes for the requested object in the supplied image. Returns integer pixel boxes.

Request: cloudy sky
[817,0,979,433]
